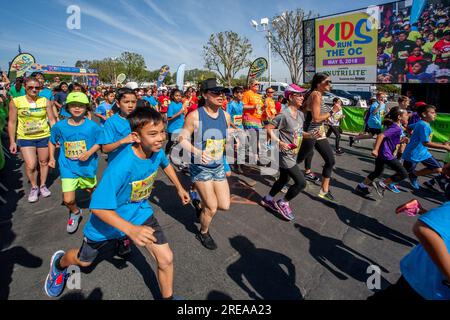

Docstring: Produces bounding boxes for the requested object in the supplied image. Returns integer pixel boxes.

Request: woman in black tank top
[297,73,341,203]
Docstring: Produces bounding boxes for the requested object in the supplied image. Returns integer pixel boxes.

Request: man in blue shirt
[44,107,190,299]
[349,91,387,147]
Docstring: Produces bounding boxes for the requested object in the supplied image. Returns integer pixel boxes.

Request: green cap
[66,92,89,105]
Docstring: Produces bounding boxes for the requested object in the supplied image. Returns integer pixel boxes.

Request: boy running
[48,92,101,233]
[45,107,190,299]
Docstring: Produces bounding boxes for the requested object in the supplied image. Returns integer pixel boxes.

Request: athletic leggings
[367,158,408,183]
[165,133,174,155]
[326,125,341,150]
[297,138,335,178]
[269,165,306,201]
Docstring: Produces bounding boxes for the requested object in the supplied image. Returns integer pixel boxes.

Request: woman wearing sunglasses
[8,77,57,203]
[297,73,341,203]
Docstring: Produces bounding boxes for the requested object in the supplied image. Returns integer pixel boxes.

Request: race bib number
[399,51,408,59]
[24,120,46,135]
[205,139,225,161]
[106,109,114,118]
[317,125,326,139]
[294,130,303,155]
[64,140,87,159]
[233,115,242,126]
[130,171,157,203]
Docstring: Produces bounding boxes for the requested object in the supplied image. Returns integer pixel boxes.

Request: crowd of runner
[1,70,449,300]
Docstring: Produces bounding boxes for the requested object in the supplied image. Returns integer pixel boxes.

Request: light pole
[250,17,272,86]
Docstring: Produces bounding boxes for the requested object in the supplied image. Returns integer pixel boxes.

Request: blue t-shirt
[95,102,114,125]
[167,101,184,134]
[39,88,54,101]
[402,120,433,162]
[227,100,244,129]
[98,113,131,163]
[54,91,68,105]
[400,202,450,300]
[85,145,169,241]
[367,101,386,130]
[143,96,158,108]
[406,72,433,83]
[50,119,101,179]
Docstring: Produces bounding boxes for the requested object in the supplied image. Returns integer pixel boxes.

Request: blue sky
[1,0,393,81]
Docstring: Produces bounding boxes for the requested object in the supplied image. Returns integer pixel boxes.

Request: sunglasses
[209,90,225,95]
[324,80,332,84]
[26,86,41,90]
[267,91,275,94]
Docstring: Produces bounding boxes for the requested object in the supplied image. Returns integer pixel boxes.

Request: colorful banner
[176,64,186,90]
[28,64,98,76]
[247,57,268,83]
[315,10,378,83]
[8,53,35,79]
[157,65,170,88]
[341,106,450,143]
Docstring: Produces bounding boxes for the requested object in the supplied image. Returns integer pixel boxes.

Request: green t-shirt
[8,86,26,98]
[407,30,422,42]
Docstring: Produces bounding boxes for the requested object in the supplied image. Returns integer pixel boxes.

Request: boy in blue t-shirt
[402,104,450,189]
[226,86,245,173]
[94,90,116,125]
[369,200,450,300]
[45,107,191,299]
[49,92,101,234]
[99,88,137,163]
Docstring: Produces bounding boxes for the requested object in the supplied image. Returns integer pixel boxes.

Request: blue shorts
[17,137,49,148]
[403,157,442,173]
[190,164,226,182]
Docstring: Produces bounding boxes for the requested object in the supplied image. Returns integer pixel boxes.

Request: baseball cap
[435,68,450,78]
[125,82,138,90]
[415,101,427,108]
[66,92,89,105]
[284,84,307,99]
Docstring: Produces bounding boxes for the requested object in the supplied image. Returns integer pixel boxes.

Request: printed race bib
[106,109,114,118]
[294,130,303,155]
[23,120,46,135]
[64,140,87,159]
[399,51,408,59]
[205,139,225,161]
[130,171,157,203]
[317,124,327,139]
[233,115,243,126]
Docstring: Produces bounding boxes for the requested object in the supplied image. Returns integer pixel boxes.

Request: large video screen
[304,0,450,84]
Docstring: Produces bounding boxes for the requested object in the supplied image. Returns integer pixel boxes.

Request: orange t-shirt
[262,97,277,122]
[242,90,263,120]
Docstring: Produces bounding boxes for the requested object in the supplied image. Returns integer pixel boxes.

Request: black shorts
[77,215,167,263]
[368,128,382,136]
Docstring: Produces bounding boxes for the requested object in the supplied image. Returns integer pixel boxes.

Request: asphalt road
[0,135,447,300]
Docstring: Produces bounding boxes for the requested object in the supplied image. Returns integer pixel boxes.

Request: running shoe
[409,174,420,190]
[305,172,320,184]
[44,250,68,298]
[260,196,278,212]
[386,183,401,194]
[356,184,371,196]
[281,185,289,194]
[349,136,355,147]
[335,148,345,155]
[423,180,440,193]
[371,181,386,198]
[67,210,82,234]
[274,199,294,221]
[40,185,51,198]
[395,199,426,217]
[117,236,132,257]
[28,187,39,203]
[196,231,217,250]
[318,190,338,203]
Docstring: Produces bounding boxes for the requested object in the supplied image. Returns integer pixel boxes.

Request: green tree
[267,9,316,83]
[118,52,147,82]
[203,31,253,87]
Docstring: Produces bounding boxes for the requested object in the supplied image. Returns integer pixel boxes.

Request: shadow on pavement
[0,151,43,300]
[226,235,303,300]
[294,223,390,287]
[59,287,103,300]
[207,290,233,300]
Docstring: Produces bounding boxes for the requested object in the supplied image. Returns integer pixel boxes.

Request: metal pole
[267,29,272,86]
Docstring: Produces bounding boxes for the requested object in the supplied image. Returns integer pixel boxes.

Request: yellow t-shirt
[380,36,393,43]
[14,96,50,140]
[407,30,422,42]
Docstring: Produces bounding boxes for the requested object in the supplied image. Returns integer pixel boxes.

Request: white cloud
[142,0,178,27]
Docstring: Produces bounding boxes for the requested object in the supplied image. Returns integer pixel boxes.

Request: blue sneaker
[44,250,68,298]
[409,175,420,190]
[387,183,401,194]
